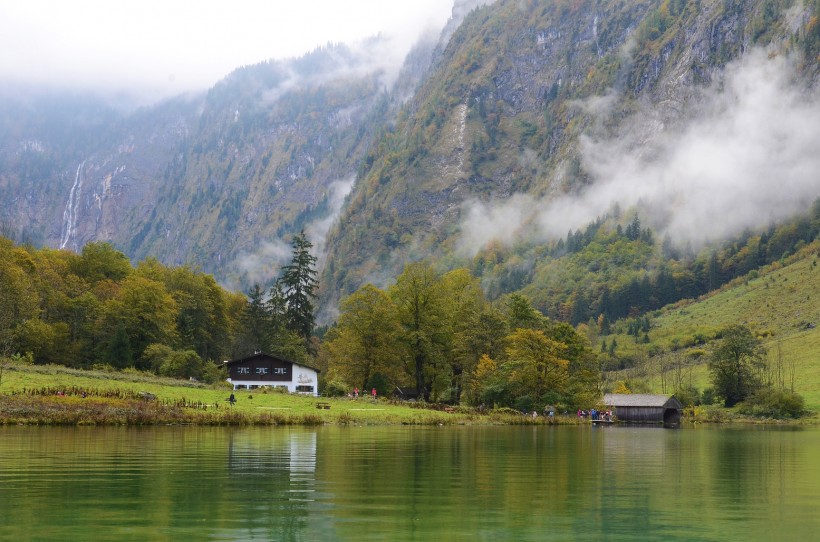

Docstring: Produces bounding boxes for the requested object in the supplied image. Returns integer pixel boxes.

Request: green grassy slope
[606,243,820,409]
[0,364,565,426]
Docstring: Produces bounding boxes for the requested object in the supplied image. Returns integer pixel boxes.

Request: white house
[224,352,320,396]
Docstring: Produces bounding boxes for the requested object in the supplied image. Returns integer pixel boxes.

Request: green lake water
[1,425,818,541]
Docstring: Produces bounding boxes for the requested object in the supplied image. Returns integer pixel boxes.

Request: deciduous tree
[440,269,491,403]
[325,284,404,392]
[390,262,448,401]
[102,274,178,368]
[505,328,569,404]
[709,325,765,407]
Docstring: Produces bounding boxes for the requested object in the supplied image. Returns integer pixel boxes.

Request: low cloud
[0,1,454,105]
[229,175,355,292]
[307,176,356,261]
[232,240,291,288]
[458,194,538,255]
[259,37,411,106]
[459,49,820,256]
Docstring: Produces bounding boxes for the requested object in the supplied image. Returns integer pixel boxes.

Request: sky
[0,0,453,101]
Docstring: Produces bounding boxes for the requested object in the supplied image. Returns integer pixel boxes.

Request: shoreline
[1,394,815,427]
[1,364,814,426]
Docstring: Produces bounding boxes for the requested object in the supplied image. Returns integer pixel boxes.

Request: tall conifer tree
[279,230,318,346]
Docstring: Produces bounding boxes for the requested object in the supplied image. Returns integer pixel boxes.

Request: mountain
[322,0,820,312]
[0,40,421,288]
[1,0,819,321]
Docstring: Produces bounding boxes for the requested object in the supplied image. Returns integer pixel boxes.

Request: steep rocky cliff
[321,0,820,312]
[0,39,434,287]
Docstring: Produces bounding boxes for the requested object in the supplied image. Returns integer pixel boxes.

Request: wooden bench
[316,402,331,410]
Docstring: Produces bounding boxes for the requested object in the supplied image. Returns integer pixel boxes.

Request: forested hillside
[2,0,818,318]
[598,238,820,411]
[317,207,819,411]
[0,232,322,380]
[323,0,820,314]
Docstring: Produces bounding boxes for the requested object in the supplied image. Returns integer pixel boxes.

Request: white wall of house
[227,365,319,396]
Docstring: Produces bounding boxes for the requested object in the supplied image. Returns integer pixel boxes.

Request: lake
[1,424,818,541]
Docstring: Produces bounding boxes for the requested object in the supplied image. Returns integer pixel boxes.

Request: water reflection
[227,430,316,482]
[221,430,320,540]
[0,426,819,541]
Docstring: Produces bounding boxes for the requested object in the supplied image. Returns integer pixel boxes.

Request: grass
[2,362,813,425]
[604,243,820,410]
[0,363,578,426]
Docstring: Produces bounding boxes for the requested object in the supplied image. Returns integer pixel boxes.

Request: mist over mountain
[322,0,820,310]
[0,34,435,279]
[460,49,820,255]
[1,0,819,323]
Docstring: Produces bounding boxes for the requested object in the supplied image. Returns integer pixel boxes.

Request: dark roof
[603,394,682,409]
[224,352,320,373]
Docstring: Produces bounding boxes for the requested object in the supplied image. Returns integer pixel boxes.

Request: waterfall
[59,160,85,250]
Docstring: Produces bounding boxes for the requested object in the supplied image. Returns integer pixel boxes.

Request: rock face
[1,43,416,287]
[56,99,198,255]
[0,0,818,307]
[321,0,819,304]
[0,91,200,254]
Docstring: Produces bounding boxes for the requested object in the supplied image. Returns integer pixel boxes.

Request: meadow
[0,363,566,426]
[605,249,820,410]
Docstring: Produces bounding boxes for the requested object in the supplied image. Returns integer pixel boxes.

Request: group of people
[577,408,612,421]
[522,406,557,418]
[349,387,377,399]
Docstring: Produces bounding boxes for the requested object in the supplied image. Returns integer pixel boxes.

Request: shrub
[200,362,227,385]
[479,383,511,408]
[737,387,806,419]
[513,395,534,413]
[323,379,349,397]
[701,387,719,405]
[9,352,35,365]
[158,350,203,380]
[688,349,706,360]
[673,385,701,407]
[696,405,730,423]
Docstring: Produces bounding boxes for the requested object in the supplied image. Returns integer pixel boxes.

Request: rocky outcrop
[320,0,819,308]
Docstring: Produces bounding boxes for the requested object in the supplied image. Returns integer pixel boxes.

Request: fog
[231,239,291,289]
[307,177,356,262]
[259,36,423,108]
[0,0,452,104]
[459,49,820,256]
[229,176,355,290]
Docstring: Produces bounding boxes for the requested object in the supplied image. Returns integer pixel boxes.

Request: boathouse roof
[603,394,682,408]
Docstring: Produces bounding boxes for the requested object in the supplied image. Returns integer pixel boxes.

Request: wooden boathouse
[603,394,683,425]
